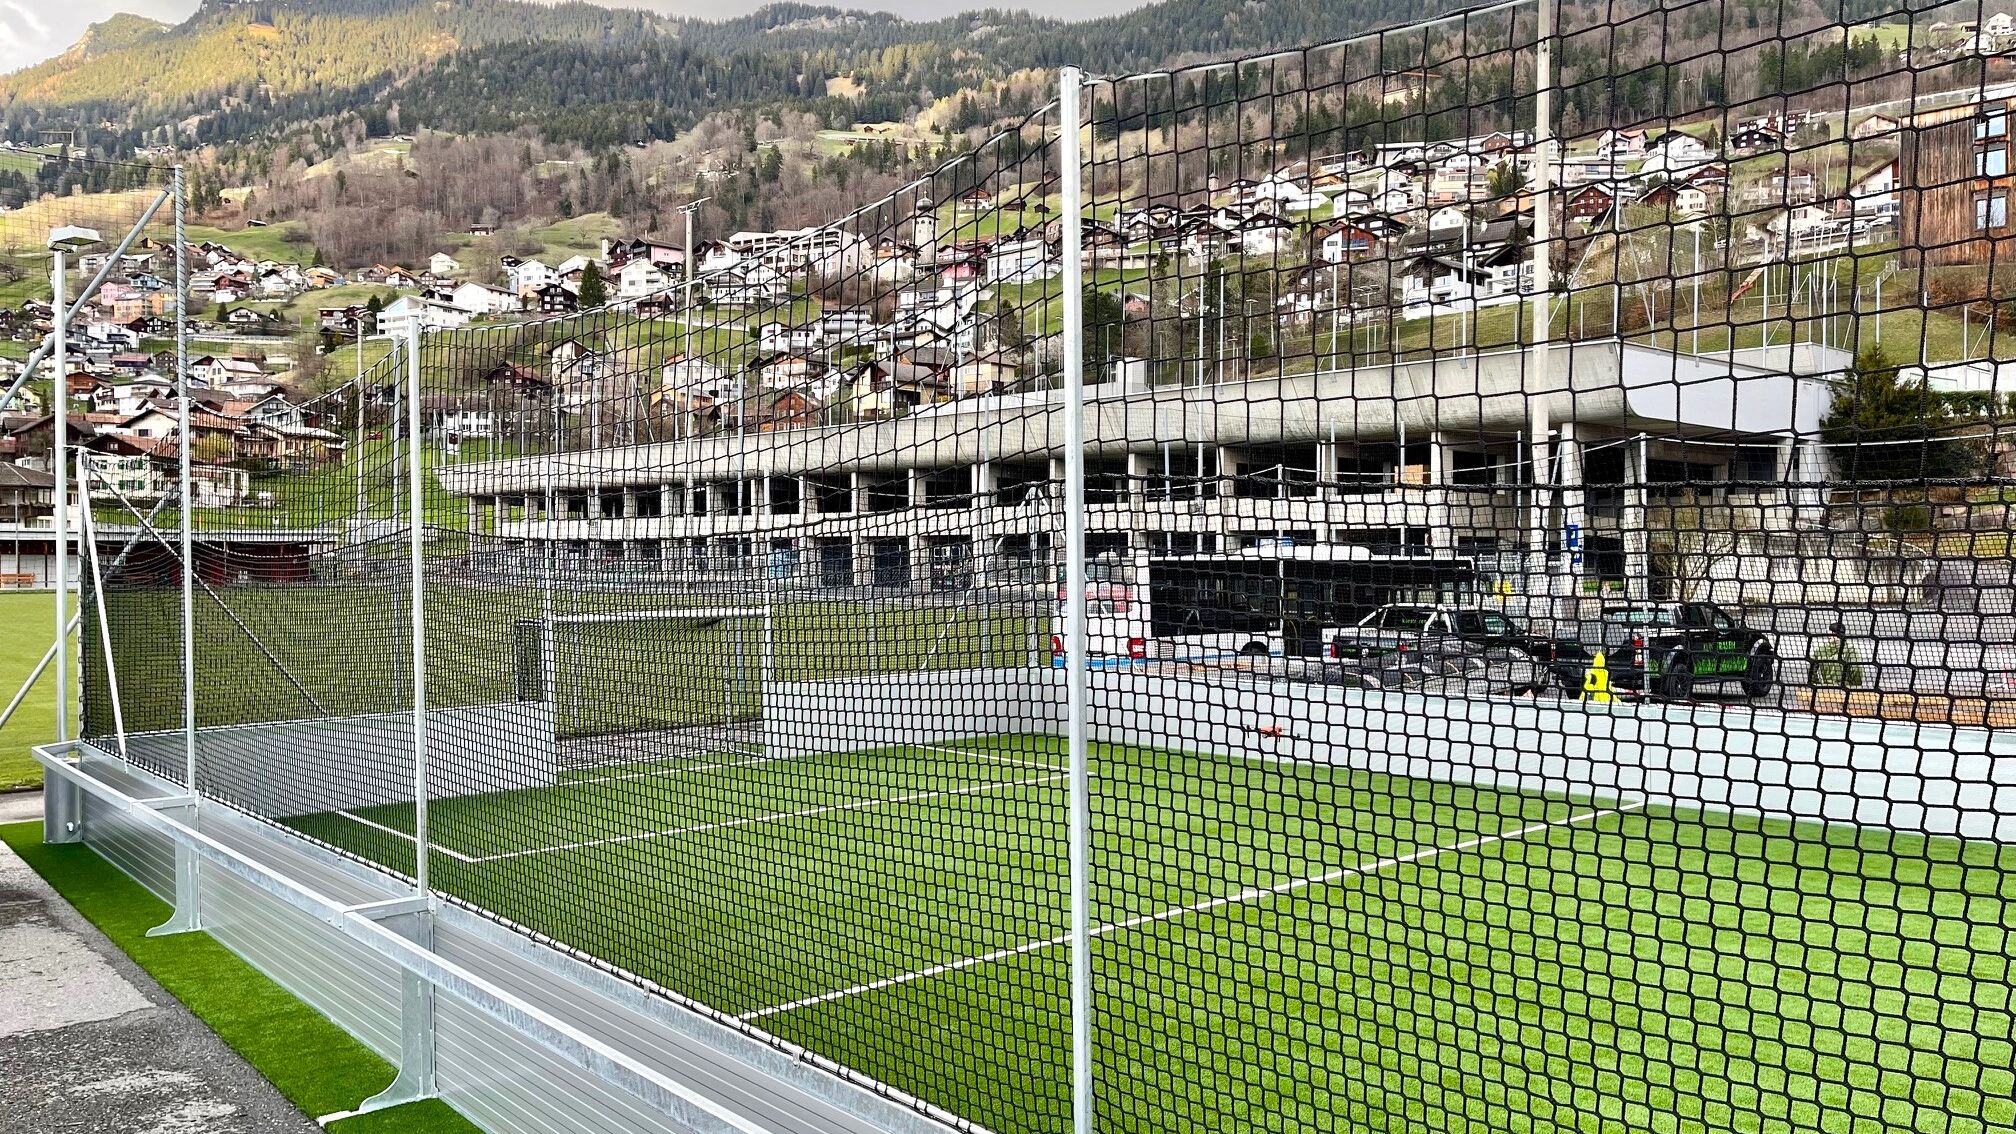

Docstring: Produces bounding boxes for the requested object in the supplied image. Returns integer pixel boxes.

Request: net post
[406,321,430,898]
[1058,63,1094,1134]
[362,318,442,1114]
[1528,0,1556,596]
[175,164,197,798]
[51,246,69,746]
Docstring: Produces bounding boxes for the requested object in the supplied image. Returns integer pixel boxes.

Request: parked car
[1316,639,1552,697]
[1548,602,1776,699]
[1324,603,1553,660]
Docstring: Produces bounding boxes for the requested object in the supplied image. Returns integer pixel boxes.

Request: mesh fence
[10,155,182,782]
[71,2,2016,1132]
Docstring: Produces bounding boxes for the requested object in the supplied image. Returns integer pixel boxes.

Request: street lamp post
[47,225,102,744]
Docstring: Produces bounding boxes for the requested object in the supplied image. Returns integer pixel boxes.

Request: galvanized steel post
[1059,63,1094,1134]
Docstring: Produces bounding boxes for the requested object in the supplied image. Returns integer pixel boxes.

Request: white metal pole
[1330,262,1341,369]
[1058,65,1094,1134]
[1691,223,1701,355]
[1196,278,1206,386]
[405,323,430,897]
[1216,272,1226,383]
[52,247,69,743]
[78,458,127,757]
[355,322,368,528]
[176,167,196,792]
[1528,0,1556,579]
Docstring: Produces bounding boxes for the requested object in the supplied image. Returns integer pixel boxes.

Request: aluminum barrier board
[34,742,978,1134]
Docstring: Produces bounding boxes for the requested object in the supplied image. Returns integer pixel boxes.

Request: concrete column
[492,495,506,531]
[1558,419,1586,599]
[1427,431,1453,549]
[908,467,926,509]
[1125,452,1152,505]
[466,497,481,535]
[1624,433,1650,602]
[851,472,870,515]
[1527,402,1552,586]
[971,463,995,511]
[853,535,878,589]
[586,491,603,520]
[1315,441,1339,501]
[622,491,640,519]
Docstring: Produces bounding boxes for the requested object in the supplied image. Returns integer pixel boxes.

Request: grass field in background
[173,221,317,265]
[287,734,2016,1134]
[0,592,62,790]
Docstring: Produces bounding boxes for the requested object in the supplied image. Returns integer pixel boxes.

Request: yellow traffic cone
[1582,651,1613,703]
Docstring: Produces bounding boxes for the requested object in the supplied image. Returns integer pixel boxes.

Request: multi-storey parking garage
[438,341,1841,593]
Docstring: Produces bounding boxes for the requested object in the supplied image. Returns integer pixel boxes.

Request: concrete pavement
[0,788,324,1134]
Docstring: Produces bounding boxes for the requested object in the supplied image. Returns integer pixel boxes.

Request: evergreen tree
[578,261,608,308]
[1821,346,1977,483]
[1084,287,1125,371]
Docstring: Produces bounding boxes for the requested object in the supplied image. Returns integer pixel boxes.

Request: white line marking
[738,798,1647,1022]
[332,810,478,864]
[315,1109,359,1126]
[472,772,1070,863]
[560,751,775,788]
[913,741,1068,773]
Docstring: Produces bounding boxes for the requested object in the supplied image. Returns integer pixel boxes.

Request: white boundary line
[471,771,1070,863]
[738,798,1648,1022]
[331,809,479,864]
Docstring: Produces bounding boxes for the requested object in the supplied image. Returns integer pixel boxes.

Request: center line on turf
[737,797,1647,1022]
[332,809,479,864]
[471,771,1070,862]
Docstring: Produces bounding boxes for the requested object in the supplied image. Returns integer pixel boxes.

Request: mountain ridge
[0,0,1442,153]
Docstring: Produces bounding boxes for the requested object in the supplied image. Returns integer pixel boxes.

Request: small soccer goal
[513,607,772,768]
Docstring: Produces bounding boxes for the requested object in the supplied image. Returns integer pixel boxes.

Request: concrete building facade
[437,342,1842,592]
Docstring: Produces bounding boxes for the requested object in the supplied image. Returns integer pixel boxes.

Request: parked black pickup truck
[1549,602,1777,699]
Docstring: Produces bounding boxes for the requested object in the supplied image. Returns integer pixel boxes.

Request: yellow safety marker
[1582,651,1613,703]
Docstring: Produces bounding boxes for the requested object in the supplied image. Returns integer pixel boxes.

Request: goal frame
[522,606,774,750]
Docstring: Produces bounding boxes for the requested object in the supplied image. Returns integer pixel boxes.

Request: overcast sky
[1,0,1148,75]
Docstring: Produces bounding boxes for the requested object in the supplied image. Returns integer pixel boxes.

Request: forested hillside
[0,0,1450,152]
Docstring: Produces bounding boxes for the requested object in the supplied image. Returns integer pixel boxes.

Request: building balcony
[486,488,1522,544]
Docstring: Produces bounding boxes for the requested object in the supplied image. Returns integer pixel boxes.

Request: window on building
[1451,451,1495,486]
[1979,145,2010,177]
[1978,192,2010,230]
[1980,110,2009,140]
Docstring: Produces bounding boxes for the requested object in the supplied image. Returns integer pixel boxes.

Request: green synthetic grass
[0,821,477,1133]
[0,591,64,790]
[281,736,2016,1134]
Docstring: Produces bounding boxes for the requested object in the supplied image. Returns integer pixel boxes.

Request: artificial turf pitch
[277,734,2016,1134]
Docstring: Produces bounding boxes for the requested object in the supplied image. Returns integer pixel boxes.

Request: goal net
[513,607,772,768]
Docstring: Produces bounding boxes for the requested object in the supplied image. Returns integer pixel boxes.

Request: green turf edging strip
[0,821,480,1134]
